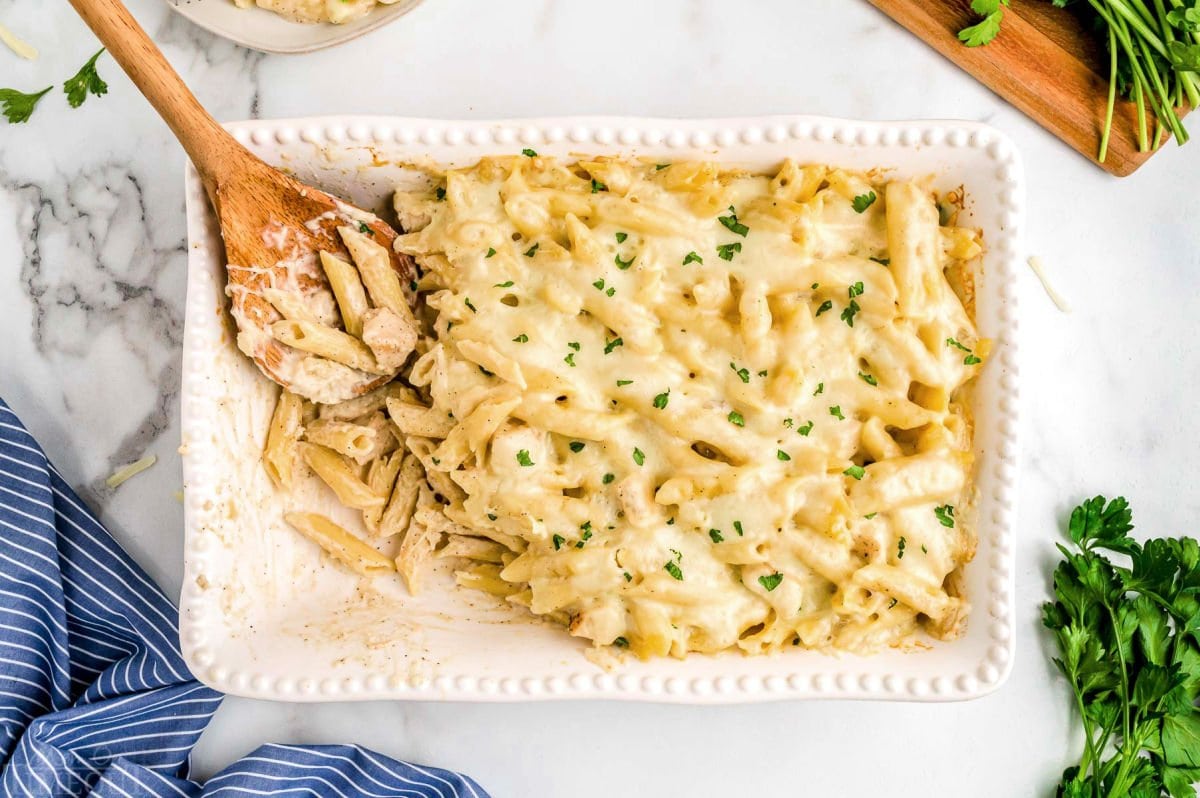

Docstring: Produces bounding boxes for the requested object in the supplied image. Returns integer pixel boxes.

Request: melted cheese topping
[394,156,985,658]
[232,0,402,24]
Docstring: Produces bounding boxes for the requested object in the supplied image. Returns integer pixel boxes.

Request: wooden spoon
[67,0,417,404]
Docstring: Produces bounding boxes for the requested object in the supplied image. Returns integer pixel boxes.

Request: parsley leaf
[958,0,1010,47]
[965,354,982,366]
[843,465,865,480]
[851,192,877,213]
[848,281,865,298]
[516,450,535,467]
[717,242,742,261]
[486,247,497,258]
[841,299,861,327]
[591,178,608,193]
[934,505,955,528]
[682,251,703,266]
[653,390,670,410]
[569,441,585,453]
[0,86,52,124]
[615,232,628,243]
[946,337,972,353]
[797,420,814,436]
[730,362,751,383]
[512,333,529,343]
[63,49,108,109]
[664,561,684,580]
[358,221,372,235]
[813,382,824,396]
[602,473,615,484]
[815,300,833,317]
[613,635,629,647]
[604,337,624,354]
[777,450,791,461]
[758,572,783,592]
[734,521,744,536]
[615,253,634,270]
[616,379,633,387]
[524,243,539,257]
[632,448,645,466]
[464,297,477,313]
[564,352,576,367]
[718,206,750,236]
[728,410,745,427]
[829,406,845,420]
[859,371,877,386]
[897,536,907,559]
[709,528,724,543]
[552,534,564,550]
[494,280,514,288]
[521,148,538,157]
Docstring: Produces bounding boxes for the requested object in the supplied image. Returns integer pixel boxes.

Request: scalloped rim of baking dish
[179,116,1022,703]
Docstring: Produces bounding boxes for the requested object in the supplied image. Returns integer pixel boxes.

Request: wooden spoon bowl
[68,0,417,403]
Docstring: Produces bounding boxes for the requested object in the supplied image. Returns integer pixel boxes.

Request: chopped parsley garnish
[464,297,477,313]
[603,473,616,485]
[734,521,744,536]
[552,534,565,550]
[512,333,529,343]
[613,636,629,647]
[593,278,606,290]
[652,390,670,410]
[564,352,577,367]
[569,441,585,453]
[897,536,907,559]
[716,242,742,261]
[888,598,898,609]
[934,504,955,528]
[921,544,928,554]
[521,148,538,157]
[947,337,982,365]
[568,341,581,351]
[357,221,372,235]
[487,513,498,521]
[524,243,539,257]
[622,572,632,582]
[615,253,634,270]
[709,528,724,543]
[870,257,890,266]
[486,247,497,258]
[591,178,608,193]
[616,379,633,387]
[797,420,814,436]
[829,405,845,420]
[730,362,751,383]
[655,163,670,170]
[777,450,791,461]
[1,86,52,124]
[844,465,865,480]
[851,191,877,213]
[758,572,783,592]
[615,232,628,243]
[757,370,768,377]
[718,206,749,236]
[783,418,794,428]
[682,251,703,266]
[632,448,645,466]
[841,300,861,327]
[728,411,745,427]
[604,337,624,354]
[606,287,616,297]
[494,280,514,288]
[435,187,446,201]
[516,450,535,467]
[815,300,833,317]
[848,281,865,298]
[859,371,878,386]
[865,512,878,519]
[964,354,982,366]
[664,561,684,580]
[813,382,824,396]
[946,337,971,352]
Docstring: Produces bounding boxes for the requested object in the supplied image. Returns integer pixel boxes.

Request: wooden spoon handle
[66,0,244,186]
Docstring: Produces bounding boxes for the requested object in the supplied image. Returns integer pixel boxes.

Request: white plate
[179,116,1023,703]
[166,0,425,54]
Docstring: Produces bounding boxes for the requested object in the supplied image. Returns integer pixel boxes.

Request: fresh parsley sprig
[1043,496,1200,797]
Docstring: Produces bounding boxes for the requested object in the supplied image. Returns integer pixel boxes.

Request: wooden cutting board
[868,0,1174,176]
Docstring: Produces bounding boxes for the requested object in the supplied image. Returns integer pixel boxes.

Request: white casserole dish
[179,116,1023,703]
[166,0,425,54]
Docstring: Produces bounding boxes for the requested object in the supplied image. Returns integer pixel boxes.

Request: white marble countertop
[2,0,1198,795]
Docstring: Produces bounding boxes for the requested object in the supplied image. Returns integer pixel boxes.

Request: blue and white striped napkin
[0,399,491,797]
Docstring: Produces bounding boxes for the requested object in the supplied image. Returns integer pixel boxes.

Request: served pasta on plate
[232,0,401,24]
[258,155,987,659]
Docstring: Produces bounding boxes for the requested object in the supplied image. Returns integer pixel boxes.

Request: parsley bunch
[1044,496,1200,797]
[959,1,1199,161]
